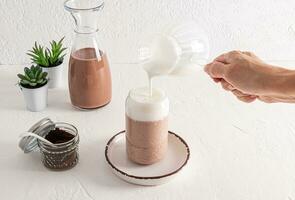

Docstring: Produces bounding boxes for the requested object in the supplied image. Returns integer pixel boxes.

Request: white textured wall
[1,0,295,65]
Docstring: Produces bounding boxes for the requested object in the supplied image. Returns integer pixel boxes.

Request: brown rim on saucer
[104,130,190,180]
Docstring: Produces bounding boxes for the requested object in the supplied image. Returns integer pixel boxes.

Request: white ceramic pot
[42,64,63,88]
[20,83,48,112]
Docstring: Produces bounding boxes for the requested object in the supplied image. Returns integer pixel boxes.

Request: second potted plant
[17,65,48,112]
[27,37,67,88]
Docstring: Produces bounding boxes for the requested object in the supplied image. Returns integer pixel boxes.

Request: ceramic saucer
[105,130,190,186]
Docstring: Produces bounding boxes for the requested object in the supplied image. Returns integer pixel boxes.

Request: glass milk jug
[64,0,112,109]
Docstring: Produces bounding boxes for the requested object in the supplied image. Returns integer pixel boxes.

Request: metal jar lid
[19,118,55,153]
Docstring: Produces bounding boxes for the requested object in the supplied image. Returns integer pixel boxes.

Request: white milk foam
[126,87,169,122]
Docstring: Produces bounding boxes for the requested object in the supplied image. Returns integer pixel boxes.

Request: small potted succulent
[17,65,48,112]
[27,37,66,88]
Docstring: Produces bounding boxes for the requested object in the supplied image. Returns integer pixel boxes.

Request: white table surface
[1,62,295,200]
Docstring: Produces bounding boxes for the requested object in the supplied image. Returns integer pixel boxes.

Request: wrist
[270,67,295,96]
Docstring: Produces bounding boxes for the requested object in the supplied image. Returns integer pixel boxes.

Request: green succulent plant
[27,37,67,67]
[17,65,48,88]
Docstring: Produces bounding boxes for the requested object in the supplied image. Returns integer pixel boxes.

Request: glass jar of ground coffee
[19,118,79,170]
[39,122,79,170]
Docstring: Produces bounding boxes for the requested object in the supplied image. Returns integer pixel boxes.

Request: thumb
[204,61,227,78]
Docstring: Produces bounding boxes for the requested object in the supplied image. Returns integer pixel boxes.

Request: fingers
[241,51,263,61]
[213,50,258,65]
[214,54,227,63]
[220,79,234,91]
[219,79,257,103]
[232,89,256,98]
[214,50,241,64]
[236,96,256,103]
[232,89,248,97]
[258,96,278,103]
[205,51,242,78]
[204,61,227,78]
[241,51,254,57]
[231,89,257,103]
[258,95,295,103]
[212,78,222,83]
[210,75,257,103]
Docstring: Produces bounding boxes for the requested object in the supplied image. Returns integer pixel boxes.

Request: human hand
[204,51,295,103]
